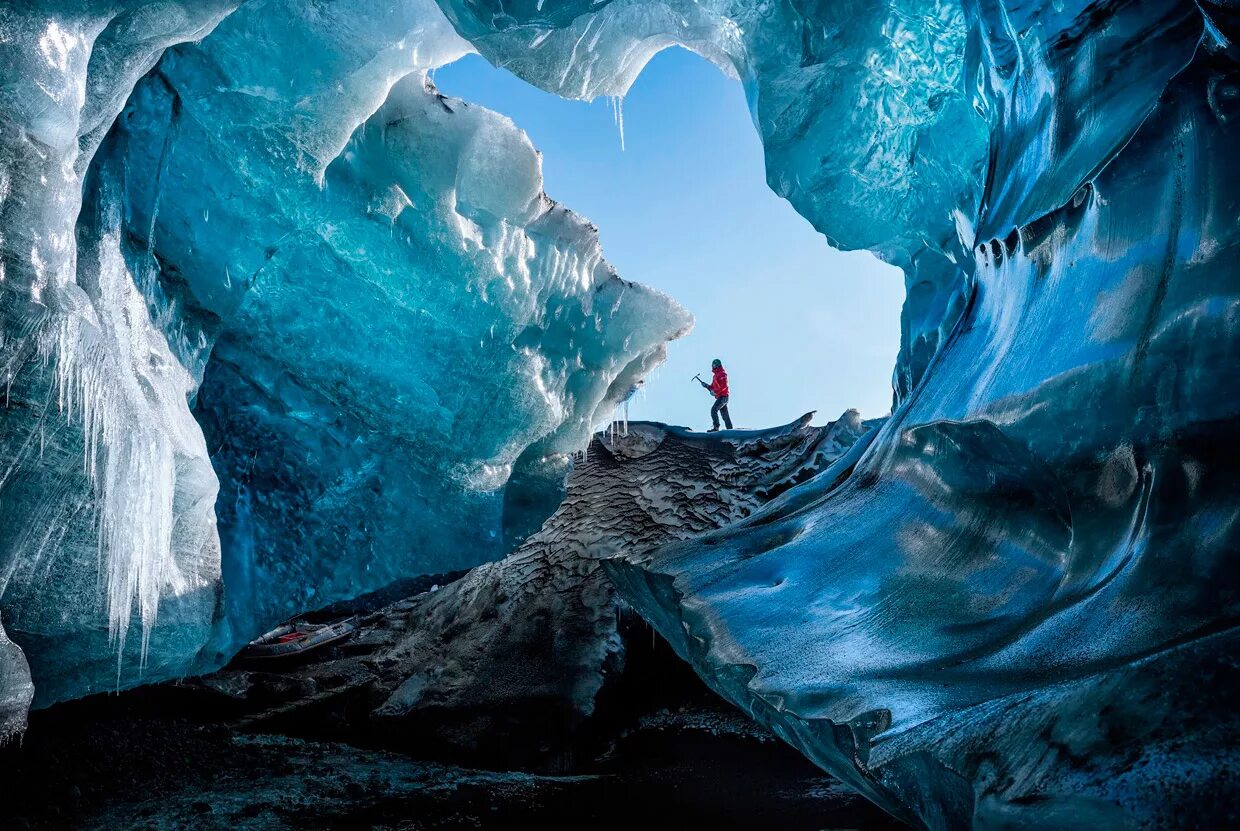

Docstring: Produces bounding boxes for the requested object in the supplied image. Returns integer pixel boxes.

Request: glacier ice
[116,0,691,649]
[0,0,1235,825]
[0,0,236,719]
[0,0,688,709]
[432,0,1238,826]
[432,0,1240,826]
[0,620,31,742]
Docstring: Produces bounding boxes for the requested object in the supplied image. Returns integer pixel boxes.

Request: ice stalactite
[1,1,236,716]
[44,225,206,669]
[609,95,626,151]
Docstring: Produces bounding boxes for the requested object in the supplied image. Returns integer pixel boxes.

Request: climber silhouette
[699,358,733,431]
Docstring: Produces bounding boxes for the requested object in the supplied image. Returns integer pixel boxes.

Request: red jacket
[709,366,729,398]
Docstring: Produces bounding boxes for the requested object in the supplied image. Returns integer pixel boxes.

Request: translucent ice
[113,0,692,645]
[0,0,235,712]
[440,0,1239,826]
[0,0,688,709]
[1,4,1235,826]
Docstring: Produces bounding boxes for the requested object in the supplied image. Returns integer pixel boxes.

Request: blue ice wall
[113,0,692,653]
[433,0,1240,825]
[0,0,238,731]
[0,0,688,710]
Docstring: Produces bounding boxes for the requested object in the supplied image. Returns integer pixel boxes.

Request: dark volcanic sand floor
[0,690,903,830]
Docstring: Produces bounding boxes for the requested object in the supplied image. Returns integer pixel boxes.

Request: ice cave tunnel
[0,0,1236,828]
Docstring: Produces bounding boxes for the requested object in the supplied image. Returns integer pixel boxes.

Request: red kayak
[239,617,357,660]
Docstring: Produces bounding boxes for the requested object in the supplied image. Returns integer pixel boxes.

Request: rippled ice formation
[433,0,1239,826]
[0,0,688,716]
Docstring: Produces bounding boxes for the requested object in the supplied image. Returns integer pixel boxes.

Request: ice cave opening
[433,47,907,430]
[2,0,966,723]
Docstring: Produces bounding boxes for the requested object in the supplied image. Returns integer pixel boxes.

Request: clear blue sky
[435,48,904,430]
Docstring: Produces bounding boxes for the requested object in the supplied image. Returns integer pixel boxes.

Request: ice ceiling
[0,0,1236,826]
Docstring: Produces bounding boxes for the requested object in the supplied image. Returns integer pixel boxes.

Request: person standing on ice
[699,358,733,432]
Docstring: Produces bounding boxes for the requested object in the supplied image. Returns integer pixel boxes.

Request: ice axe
[693,373,709,392]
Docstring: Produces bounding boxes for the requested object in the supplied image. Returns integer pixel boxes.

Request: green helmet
[711,358,722,369]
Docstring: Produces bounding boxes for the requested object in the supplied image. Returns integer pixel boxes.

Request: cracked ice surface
[0,0,689,710]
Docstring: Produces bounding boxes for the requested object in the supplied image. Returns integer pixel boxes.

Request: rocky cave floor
[1,700,899,830]
[0,603,901,830]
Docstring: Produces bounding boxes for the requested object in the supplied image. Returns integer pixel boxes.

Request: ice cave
[0,0,1236,828]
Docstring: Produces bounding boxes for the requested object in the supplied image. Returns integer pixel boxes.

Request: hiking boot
[707,427,720,432]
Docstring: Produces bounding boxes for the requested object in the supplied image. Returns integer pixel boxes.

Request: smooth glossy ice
[443,0,1238,825]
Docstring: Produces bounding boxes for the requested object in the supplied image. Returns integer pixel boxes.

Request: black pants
[711,395,732,429]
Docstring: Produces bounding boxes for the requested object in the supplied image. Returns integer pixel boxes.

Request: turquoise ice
[0,2,1236,827]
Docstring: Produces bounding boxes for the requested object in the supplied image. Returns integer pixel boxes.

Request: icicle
[616,97,625,152]
[609,95,626,152]
[43,219,190,679]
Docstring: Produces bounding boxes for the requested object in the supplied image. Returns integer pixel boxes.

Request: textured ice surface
[1,2,1236,824]
[0,620,31,741]
[432,0,1239,825]
[0,0,688,710]
[0,0,236,712]
[468,1,1237,827]
[116,0,690,648]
